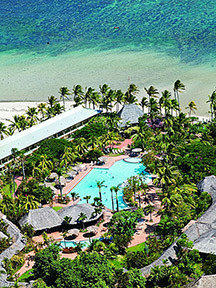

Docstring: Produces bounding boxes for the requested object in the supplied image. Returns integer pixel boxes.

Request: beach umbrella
[98,156,108,163]
[132,148,142,153]
[68,228,79,237]
[87,226,99,235]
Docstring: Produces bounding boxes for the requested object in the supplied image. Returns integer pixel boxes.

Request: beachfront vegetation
[1,81,216,286]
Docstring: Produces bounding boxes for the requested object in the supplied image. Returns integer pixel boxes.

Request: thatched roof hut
[57,203,102,225]
[118,104,144,127]
[19,207,62,232]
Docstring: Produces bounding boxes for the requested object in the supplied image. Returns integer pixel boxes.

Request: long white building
[0,106,101,168]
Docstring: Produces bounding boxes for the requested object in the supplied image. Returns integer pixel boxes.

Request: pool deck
[51,154,129,203]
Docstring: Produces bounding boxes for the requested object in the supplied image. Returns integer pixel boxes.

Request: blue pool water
[60,239,92,249]
[69,160,151,210]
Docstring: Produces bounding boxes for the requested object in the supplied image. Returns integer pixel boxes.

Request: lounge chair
[107,148,110,153]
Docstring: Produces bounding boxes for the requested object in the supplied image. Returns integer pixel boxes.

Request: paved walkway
[106,138,132,149]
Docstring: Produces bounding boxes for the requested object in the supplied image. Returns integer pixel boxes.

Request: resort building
[19,204,103,234]
[0,106,101,169]
[118,104,144,127]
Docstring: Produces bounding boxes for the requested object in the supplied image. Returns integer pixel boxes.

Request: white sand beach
[0,101,73,125]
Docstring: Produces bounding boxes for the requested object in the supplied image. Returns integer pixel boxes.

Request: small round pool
[124,157,142,163]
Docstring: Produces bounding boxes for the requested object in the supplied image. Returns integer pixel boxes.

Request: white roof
[0,106,100,160]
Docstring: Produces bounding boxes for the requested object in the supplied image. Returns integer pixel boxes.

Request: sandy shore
[0,101,74,125]
[0,101,210,128]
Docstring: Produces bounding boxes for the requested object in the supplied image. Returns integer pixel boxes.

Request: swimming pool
[69,159,151,210]
[60,239,92,248]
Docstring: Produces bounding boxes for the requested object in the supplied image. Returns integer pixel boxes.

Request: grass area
[109,255,124,269]
[52,206,62,211]
[110,242,146,268]
[126,242,146,253]
[2,183,17,198]
[18,268,34,282]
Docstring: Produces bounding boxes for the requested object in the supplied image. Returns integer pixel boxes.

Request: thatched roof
[57,203,102,225]
[197,175,216,202]
[19,207,62,231]
[185,274,216,288]
[0,231,8,240]
[118,104,144,127]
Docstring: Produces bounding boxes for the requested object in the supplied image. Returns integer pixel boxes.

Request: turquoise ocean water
[0,0,216,113]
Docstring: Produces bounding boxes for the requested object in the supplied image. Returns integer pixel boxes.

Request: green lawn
[18,269,34,282]
[110,242,145,268]
[109,255,124,269]
[2,183,17,198]
[126,242,145,253]
[52,206,62,211]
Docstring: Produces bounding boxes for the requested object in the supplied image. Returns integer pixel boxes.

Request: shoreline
[0,101,210,127]
[0,48,214,116]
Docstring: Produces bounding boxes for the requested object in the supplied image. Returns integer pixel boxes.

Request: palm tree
[59,87,71,110]
[91,92,101,109]
[102,89,116,112]
[20,195,39,212]
[145,204,155,221]
[63,216,72,225]
[0,122,8,140]
[148,98,159,122]
[91,206,102,217]
[18,115,29,131]
[71,192,79,201]
[37,103,47,121]
[56,167,64,198]
[11,147,19,194]
[144,86,159,113]
[73,84,84,107]
[60,147,76,169]
[96,180,105,201]
[160,90,172,116]
[62,230,68,248]
[140,96,148,112]
[110,187,115,211]
[99,84,110,98]
[124,84,139,104]
[38,155,53,179]
[185,101,197,116]
[112,185,120,212]
[8,115,22,132]
[173,80,185,113]
[115,89,124,112]
[207,90,216,120]
[75,242,85,254]
[47,96,58,108]
[85,87,95,109]
[78,212,87,230]
[26,107,38,127]
[16,149,26,180]
[83,195,91,203]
